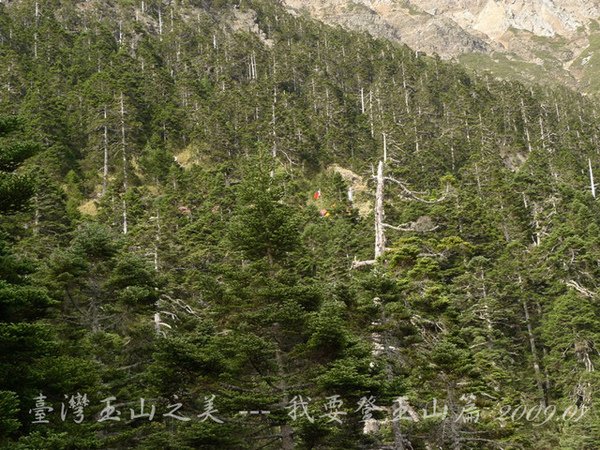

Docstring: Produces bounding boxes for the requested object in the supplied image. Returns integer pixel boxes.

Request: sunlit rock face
[282,0,600,92]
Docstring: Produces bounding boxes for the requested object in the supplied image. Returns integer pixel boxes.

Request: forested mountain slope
[282,0,600,95]
[0,1,599,449]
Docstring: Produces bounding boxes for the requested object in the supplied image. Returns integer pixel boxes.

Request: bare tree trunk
[414,117,419,153]
[325,88,331,124]
[539,116,546,151]
[102,106,109,197]
[154,209,160,271]
[34,2,39,59]
[475,164,482,196]
[170,5,174,33]
[122,200,128,235]
[369,90,374,137]
[154,312,162,335]
[354,157,447,269]
[521,99,532,152]
[271,87,277,175]
[479,112,485,147]
[311,79,317,112]
[119,93,128,235]
[532,203,543,246]
[589,158,596,198]
[158,7,163,39]
[375,161,385,259]
[33,194,39,235]
[249,52,257,80]
[522,295,548,407]
[360,87,365,114]
[401,62,410,114]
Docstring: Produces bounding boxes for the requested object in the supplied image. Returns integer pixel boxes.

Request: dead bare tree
[352,157,448,269]
[102,106,109,197]
[119,92,129,234]
[589,158,596,199]
[350,144,449,449]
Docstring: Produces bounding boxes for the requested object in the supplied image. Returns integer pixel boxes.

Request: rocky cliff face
[283,0,600,93]
[416,0,600,39]
[283,0,492,57]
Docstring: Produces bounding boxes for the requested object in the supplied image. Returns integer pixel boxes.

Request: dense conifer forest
[0,1,599,448]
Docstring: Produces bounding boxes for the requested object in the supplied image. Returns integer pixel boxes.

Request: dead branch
[385,176,450,203]
[565,280,597,298]
[383,216,439,233]
[351,258,376,269]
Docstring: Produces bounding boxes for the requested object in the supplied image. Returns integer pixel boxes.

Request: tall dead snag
[519,276,547,407]
[351,154,446,449]
[119,92,128,234]
[34,2,39,59]
[248,52,257,81]
[271,87,277,160]
[158,5,163,39]
[369,90,374,137]
[522,298,547,406]
[374,160,386,260]
[102,106,109,197]
[352,159,448,269]
[360,86,365,114]
[589,158,596,198]
[520,98,532,153]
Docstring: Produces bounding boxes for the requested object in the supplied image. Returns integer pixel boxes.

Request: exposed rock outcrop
[283,0,600,93]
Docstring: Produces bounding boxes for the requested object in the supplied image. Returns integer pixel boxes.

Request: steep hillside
[0,1,599,449]
[283,0,600,94]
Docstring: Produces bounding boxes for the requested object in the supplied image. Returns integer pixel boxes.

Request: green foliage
[0,1,599,448]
